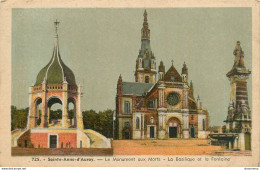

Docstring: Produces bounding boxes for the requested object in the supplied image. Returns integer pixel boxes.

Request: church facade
[115,10,209,140]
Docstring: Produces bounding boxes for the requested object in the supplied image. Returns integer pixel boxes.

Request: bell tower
[135,10,157,83]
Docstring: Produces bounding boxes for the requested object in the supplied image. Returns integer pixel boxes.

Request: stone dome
[34,38,76,86]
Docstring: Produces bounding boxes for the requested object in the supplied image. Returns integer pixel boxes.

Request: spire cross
[54,19,60,35]
[171,60,174,65]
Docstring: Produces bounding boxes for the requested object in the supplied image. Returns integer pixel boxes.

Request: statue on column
[233,41,245,68]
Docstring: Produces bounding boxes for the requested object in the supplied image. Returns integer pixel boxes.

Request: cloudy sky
[12,8,252,126]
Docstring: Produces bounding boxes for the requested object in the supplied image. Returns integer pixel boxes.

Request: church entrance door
[169,127,177,138]
[190,127,195,138]
[150,126,155,138]
[49,135,57,148]
[124,132,130,139]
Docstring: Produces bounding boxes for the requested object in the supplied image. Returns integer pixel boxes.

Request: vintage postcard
[0,0,259,167]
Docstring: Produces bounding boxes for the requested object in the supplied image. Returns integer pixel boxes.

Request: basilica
[115,10,209,140]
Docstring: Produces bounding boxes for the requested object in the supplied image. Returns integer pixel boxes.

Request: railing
[47,85,63,90]
[32,86,42,92]
[32,85,77,92]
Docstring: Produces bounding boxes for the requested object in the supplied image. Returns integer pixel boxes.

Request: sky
[11,8,252,126]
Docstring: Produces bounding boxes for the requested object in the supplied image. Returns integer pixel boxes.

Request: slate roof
[34,38,76,86]
[122,82,154,96]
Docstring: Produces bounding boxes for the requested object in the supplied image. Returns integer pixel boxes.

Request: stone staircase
[83,129,111,148]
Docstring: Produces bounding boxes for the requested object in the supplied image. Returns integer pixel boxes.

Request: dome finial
[54,19,60,37]
[54,19,60,46]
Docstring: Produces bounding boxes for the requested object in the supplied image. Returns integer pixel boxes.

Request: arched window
[151,116,154,123]
[136,117,140,129]
[171,76,174,82]
[124,101,130,114]
[145,76,149,83]
[202,119,205,131]
[125,121,130,127]
[139,59,142,68]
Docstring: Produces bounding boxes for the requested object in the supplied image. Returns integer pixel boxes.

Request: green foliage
[49,109,62,119]
[68,110,74,119]
[83,109,114,138]
[11,105,29,131]
[11,105,114,138]
[49,109,74,120]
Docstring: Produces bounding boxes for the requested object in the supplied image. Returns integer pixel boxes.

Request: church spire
[135,10,156,83]
[141,9,150,40]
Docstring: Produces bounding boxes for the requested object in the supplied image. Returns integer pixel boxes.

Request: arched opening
[136,117,140,129]
[68,98,76,127]
[202,119,205,131]
[167,117,182,138]
[124,101,130,114]
[190,126,195,138]
[48,97,62,127]
[122,128,131,140]
[145,76,149,83]
[35,98,42,127]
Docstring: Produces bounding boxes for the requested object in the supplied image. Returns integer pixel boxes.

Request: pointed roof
[141,9,150,40]
[138,10,154,70]
[159,60,165,72]
[164,62,182,82]
[34,20,76,86]
[181,62,188,75]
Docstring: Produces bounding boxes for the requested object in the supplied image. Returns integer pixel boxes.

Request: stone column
[39,80,47,128]
[45,107,50,127]
[62,80,70,128]
[77,84,84,130]
[28,86,35,128]
[234,136,239,150]
[239,133,245,151]
[142,113,145,139]
[158,86,165,108]
[158,112,166,139]
[183,112,189,138]
[182,87,189,138]
[73,106,77,127]
[132,112,135,139]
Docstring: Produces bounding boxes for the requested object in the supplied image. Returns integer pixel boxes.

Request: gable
[164,66,182,82]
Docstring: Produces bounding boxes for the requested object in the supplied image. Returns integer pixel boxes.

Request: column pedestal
[183,130,189,139]
[158,130,166,139]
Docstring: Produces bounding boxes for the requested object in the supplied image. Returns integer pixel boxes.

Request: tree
[11,105,29,131]
[82,109,114,138]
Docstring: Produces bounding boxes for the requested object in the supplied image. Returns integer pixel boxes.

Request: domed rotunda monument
[12,20,111,149]
[29,19,83,130]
